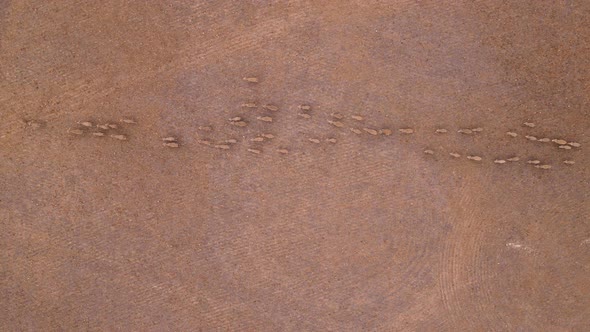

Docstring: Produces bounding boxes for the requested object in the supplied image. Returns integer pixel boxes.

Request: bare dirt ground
[1,1,589,331]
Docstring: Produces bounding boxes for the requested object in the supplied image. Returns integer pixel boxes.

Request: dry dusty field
[1,1,589,331]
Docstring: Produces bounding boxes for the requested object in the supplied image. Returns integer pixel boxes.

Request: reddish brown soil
[1,1,589,331]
